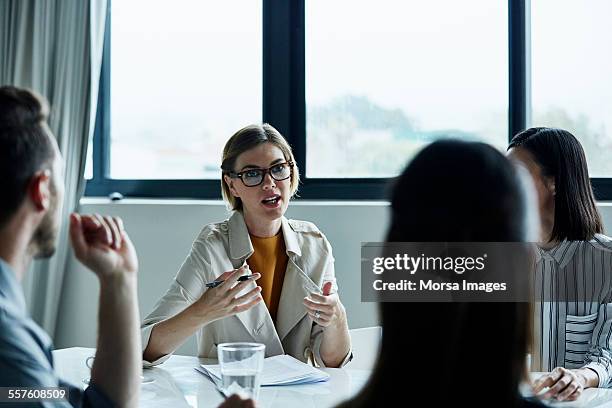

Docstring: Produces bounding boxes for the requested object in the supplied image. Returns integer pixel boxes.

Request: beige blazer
[141,211,351,367]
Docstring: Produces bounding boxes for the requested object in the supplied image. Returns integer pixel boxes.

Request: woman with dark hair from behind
[508,127,612,401]
[337,140,543,407]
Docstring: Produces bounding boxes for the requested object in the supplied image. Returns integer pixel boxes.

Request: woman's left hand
[533,367,592,401]
[303,282,346,328]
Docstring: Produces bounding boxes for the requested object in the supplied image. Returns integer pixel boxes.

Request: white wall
[54,199,612,355]
[54,199,389,354]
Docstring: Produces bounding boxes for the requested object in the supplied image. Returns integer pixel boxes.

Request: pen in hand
[206,274,255,288]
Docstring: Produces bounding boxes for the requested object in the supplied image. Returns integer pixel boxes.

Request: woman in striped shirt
[508,127,612,401]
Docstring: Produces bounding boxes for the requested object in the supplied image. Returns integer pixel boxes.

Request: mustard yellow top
[246,232,288,323]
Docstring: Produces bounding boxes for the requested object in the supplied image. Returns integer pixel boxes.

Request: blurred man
[0,86,141,407]
[0,86,255,408]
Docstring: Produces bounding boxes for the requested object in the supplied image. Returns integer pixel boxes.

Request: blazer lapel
[276,257,321,341]
[228,211,253,261]
[276,217,321,341]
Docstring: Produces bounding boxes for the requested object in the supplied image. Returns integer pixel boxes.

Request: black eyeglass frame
[227,161,294,187]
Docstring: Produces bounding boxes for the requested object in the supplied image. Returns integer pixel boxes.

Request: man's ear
[28,170,52,211]
[223,175,241,198]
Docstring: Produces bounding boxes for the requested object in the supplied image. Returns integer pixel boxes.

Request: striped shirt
[532,234,612,387]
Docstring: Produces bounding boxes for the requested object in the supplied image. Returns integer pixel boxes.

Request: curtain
[0,0,108,338]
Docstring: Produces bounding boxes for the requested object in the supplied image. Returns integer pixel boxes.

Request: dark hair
[388,139,529,242]
[342,140,533,408]
[0,86,55,227]
[508,127,603,242]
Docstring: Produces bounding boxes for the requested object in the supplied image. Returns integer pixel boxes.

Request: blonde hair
[221,124,300,211]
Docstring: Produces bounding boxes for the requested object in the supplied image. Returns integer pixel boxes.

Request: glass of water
[217,343,265,400]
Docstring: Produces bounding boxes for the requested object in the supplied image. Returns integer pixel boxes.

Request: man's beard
[32,196,59,259]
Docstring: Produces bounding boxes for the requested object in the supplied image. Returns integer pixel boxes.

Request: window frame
[85,0,612,200]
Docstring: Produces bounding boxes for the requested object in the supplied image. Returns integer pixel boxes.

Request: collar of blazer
[227,211,302,260]
[225,211,321,345]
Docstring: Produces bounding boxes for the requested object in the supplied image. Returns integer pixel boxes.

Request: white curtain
[0,0,108,338]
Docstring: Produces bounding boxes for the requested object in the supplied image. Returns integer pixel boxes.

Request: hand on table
[303,281,346,328]
[194,266,262,324]
[533,367,591,401]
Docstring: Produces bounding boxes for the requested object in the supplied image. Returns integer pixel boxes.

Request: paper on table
[196,354,330,387]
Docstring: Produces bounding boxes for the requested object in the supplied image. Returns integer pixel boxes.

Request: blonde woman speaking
[141,124,351,368]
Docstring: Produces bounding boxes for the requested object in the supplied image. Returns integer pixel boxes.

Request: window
[85,142,93,180]
[109,0,261,179]
[531,0,612,177]
[86,0,612,200]
[306,0,508,178]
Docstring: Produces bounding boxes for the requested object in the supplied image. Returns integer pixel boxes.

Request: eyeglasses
[228,161,294,187]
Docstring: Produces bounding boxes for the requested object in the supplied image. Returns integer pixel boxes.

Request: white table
[52,347,371,408]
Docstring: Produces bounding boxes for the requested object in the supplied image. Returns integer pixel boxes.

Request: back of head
[508,127,602,241]
[0,86,54,228]
[388,139,529,242]
[372,140,532,407]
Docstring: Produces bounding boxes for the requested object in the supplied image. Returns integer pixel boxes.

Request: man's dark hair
[508,127,603,242]
[0,86,55,227]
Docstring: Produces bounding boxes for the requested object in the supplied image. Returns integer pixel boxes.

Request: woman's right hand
[194,266,263,324]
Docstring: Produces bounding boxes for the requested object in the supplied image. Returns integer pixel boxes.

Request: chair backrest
[347,326,382,370]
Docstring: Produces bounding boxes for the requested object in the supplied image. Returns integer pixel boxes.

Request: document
[196,354,330,387]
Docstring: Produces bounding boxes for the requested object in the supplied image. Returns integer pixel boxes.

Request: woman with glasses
[141,124,352,369]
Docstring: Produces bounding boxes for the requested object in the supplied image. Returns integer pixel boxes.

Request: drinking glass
[217,343,265,400]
